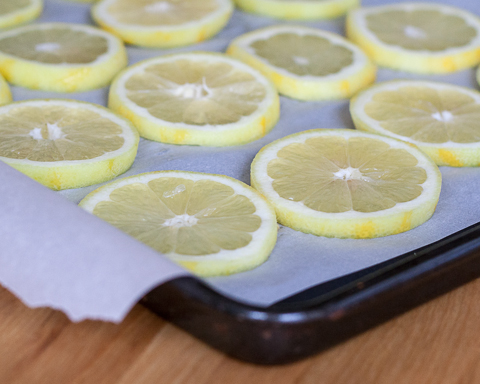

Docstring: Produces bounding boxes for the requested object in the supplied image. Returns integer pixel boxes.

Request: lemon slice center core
[292,56,310,66]
[172,78,212,99]
[404,25,427,40]
[164,214,198,228]
[145,1,172,13]
[35,42,61,53]
[333,167,363,181]
[432,110,453,122]
[29,123,65,141]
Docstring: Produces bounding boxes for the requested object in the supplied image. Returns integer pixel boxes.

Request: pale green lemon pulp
[0,105,124,161]
[363,86,480,144]
[105,0,219,26]
[250,32,354,77]
[92,177,262,256]
[366,9,476,52]
[267,135,427,213]
[124,59,267,126]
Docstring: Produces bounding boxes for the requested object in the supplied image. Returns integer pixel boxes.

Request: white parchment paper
[2,0,480,320]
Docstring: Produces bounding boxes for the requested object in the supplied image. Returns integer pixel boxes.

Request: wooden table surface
[2,276,480,384]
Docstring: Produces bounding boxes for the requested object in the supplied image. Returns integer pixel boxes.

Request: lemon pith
[0,22,127,92]
[251,129,442,239]
[92,0,234,48]
[233,0,359,20]
[351,80,480,167]
[0,99,139,190]
[227,25,376,100]
[346,2,480,74]
[79,171,278,277]
[109,52,280,146]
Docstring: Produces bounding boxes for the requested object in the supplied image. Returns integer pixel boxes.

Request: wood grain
[2,278,480,384]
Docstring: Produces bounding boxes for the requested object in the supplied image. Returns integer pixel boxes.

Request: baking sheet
[2,0,480,320]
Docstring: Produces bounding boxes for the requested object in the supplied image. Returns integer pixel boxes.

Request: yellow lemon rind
[0,99,139,190]
[79,170,278,277]
[108,52,280,146]
[0,0,43,29]
[227,25,376,101]
[234,0,359,20]
[251,129,442,239]
[91,0,234,48]
[350,80,480,167]
[0,23,128,92]
[0,74,12,105]
[346,3,480,74]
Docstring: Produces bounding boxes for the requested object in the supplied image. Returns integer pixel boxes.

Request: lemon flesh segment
[79,171,278,277]
[0,0,43,29]
[227,25,376,101]
[0,100,139,190]
[233,0,359,20]
[92,0,234,48]
[346,3,480,74]
[0,22,127,92]
[109,52,280,146]
[251,129,441,239]
[351,80,480,167]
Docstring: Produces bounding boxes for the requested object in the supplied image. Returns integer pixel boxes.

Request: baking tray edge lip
[144,221,480,317]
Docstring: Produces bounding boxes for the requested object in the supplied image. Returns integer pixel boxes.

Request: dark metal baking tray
[142,222,480,365]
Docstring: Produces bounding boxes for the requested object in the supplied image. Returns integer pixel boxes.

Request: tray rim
[141,221,480,364]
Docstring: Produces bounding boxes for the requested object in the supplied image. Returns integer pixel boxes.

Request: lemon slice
[92,0,234,48]
[0,99,139,190]
[0,22,127,92]
[79,171,278,276]
[0,0,43,29]
[251,129,441,239]
[234,0,359,20]
[346,2,480,74]
[227,25,376,101]
[350,80,480,167]
[108,52,280,146]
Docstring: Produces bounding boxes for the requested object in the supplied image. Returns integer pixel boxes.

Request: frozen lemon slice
[346,2,480,74]
[92,0,234,48]
[0,22,127,92]
[234,0,359,20]
[350,80,480,167]
[227,25,376,101]
[0,99,139,190]
[0,0,43,29]
[108,52,279,146]
[251,129,441,239]
[79,171,277,276]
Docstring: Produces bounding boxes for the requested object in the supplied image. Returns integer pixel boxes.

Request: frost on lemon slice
[351,80,480,167]
[79,171,278,277]
[0,99,139,190]
[108,52,279,146]
[92,0,234,48]
[233,0,359,20]
[346,2,480,73]
[227,25,376,101]
[251,129,441,239]
[0,0,43,29]
[0,22,127,92]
